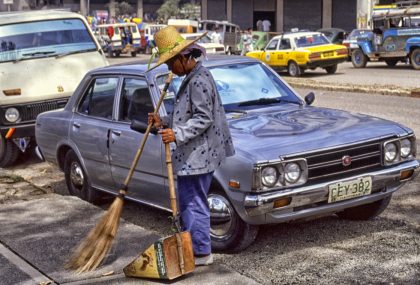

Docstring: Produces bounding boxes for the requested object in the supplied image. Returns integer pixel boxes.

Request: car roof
[317,28,346,33]
[0,9,85,25]
[89,55,259,76]
[273,31,322,40]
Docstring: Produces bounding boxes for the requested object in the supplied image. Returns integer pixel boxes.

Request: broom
[66,72,174,273]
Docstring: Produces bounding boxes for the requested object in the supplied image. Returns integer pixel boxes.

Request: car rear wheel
[325,64,338,74]
[209,188,259,252]
[336,195,391,220]
[64,150,98,203]
[385,59,398,67]
[410,48,420,70]
[0,135,20,167]
[351,49,367,68]
[131,51,137,57]
[288,61,303,77]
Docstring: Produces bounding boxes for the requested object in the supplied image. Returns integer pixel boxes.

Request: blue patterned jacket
[164,61,235,176]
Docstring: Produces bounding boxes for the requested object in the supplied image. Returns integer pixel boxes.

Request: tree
[115,1,135,17]
[157,0,180,22]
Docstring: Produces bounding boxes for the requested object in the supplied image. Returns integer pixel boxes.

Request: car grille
[0,99,68,125]
[299,140,384,184]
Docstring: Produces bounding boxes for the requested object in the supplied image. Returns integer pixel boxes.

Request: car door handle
[111,130,121,136]
[73,122,81,128]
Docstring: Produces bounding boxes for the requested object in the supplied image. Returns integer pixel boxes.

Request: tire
[385,59,398,67]
[115,51,121,57]
[410,48,420,70]
[0,135,20,168]
[131,51,137,57]
[64,150,98,203]
[351,49,367,68]
[208,188,259,252]
[325,64,338,74]
[288,61,303,77]
[336,195,392,220]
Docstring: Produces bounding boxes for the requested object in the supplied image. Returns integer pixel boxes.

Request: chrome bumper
[244,160,419,223]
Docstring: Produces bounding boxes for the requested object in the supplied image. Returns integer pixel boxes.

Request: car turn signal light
[229,179,240,189]
[400,169,414,181]
[3,89,21,96]
[273,197,291,209]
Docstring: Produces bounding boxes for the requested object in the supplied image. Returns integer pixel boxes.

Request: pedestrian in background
[148,26,235,266]
[211,26,222,44]
[256,19,263,31]
[241,27,253,55]
[262,19,271,32]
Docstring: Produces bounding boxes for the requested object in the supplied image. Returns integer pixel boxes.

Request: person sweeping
[148,26,235,266]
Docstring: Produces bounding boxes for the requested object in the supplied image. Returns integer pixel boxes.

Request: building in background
[202,0,407,32]
[0,0,410,31]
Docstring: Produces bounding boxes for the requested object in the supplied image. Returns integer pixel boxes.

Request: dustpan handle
[120,72,174,194]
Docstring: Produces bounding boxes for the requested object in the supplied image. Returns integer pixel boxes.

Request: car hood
[228,105,409,161]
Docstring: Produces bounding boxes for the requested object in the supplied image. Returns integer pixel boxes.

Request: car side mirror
[130,120,157,135]
[304,92,315,105]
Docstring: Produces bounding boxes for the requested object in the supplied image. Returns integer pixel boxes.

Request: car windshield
[157,62,300,113]
[294,34,330,47]
[0,19,97,63]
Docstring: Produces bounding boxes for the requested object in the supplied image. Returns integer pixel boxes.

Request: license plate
[328,177,372,203]
[323,51,334,57]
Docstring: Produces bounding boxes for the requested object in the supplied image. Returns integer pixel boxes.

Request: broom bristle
[66,196,125,273]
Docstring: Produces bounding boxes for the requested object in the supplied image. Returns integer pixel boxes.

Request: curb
[284,78,420,98]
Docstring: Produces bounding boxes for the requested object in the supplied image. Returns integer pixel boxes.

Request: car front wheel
[410,48,420,70]
[64,150,98,203]
[351,49,368,68]
[0,135,20,167]
[325,64,338,74]
[336,195,391,220]
[288,61,303,77]
[209,189,259,252]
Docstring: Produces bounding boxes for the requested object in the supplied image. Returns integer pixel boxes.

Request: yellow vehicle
[246,31,348,76]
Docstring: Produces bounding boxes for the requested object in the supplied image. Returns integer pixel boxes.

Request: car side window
[279,38,291,50]
[77,77,118,119]
[266,39,279,50]
[119,78,154,123]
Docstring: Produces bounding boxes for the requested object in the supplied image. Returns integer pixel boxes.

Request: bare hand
[148,113,162,129]
[158,128,176,143]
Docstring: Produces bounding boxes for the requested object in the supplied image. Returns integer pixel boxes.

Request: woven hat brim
[147,32,208,71]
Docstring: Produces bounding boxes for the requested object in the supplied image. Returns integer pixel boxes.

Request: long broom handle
[120,72,174,193]
[165,142,185,274]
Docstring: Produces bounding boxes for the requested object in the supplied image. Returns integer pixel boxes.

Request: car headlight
[284,162,301,183]
[5,108,20,123]
[400,139,412,158]
[261,166,278,187]
[384,142,397,162]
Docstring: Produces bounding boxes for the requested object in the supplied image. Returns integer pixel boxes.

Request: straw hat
[148,26,206,70]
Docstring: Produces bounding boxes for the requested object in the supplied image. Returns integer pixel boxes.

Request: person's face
[166,55,188,76]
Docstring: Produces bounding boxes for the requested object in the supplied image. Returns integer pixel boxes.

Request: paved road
[108,55,420,90]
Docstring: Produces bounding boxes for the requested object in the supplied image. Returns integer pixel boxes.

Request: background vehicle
[96,22,143,57]
[317,28,347,44]
[168,19,198,33]
[199,20,241,54]
[351,4,420,69]
[246,31,348,76]
[36,56,419,252]
[142,23,166,54]
[0,10,108,167]
[342,29,373,60]
[181,33,225,54]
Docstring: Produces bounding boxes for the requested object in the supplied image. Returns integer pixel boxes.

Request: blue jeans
[177,172,214,256]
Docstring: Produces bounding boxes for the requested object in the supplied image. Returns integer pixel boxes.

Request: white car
[181,33,225,54]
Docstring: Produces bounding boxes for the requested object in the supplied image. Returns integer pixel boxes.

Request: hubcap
[208,194,234,240]
[289,64,297,76]
[415,53,420,65]
[70,161,84,190]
